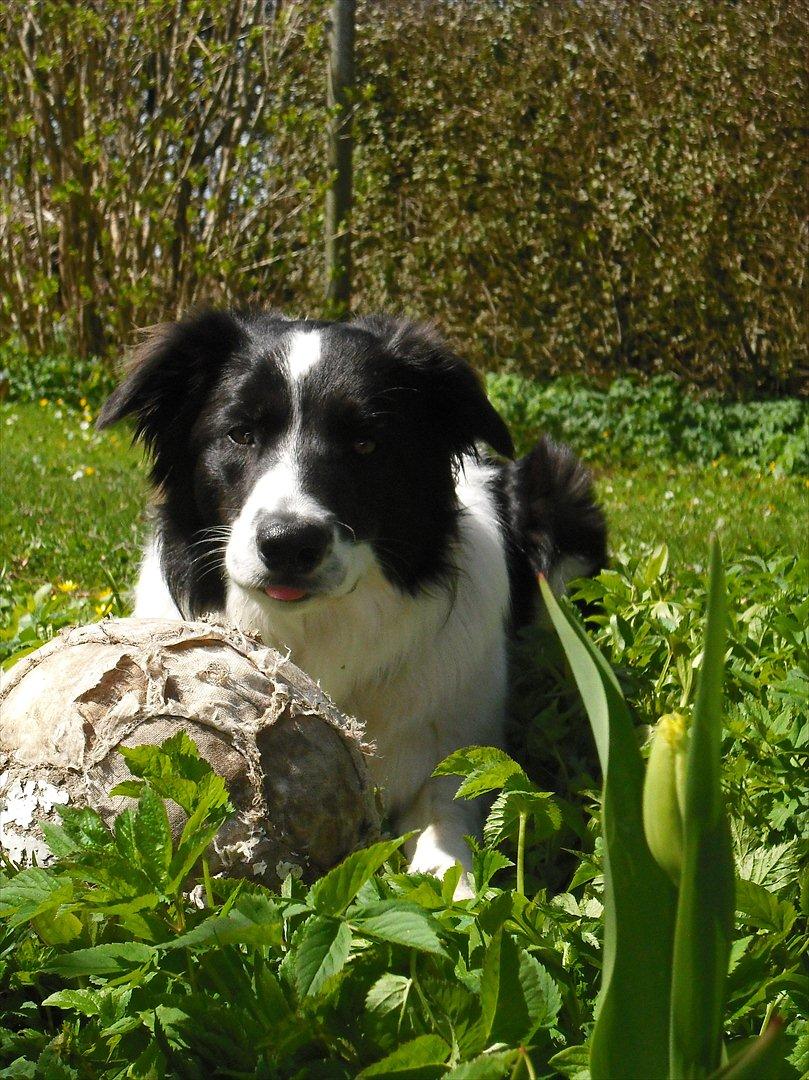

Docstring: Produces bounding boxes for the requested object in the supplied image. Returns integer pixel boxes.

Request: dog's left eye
[353,438,376,456]
[228,426,254,446]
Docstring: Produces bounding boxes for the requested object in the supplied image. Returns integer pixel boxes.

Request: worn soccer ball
[0,618,379,886]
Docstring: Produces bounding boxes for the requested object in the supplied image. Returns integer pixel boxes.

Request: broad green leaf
[308,836,409,916]
[483,783,562,847]
[548,1044,591,1080]
[735,879,796,934]
[133,785,172,890]
[45,941,155,977]
[0,868,69,925]
[444,1049,520,1079]
[117,732,216,814]
[55,805,113,851]
[670,538,736,1078]
[41,989,104,1016]
[293,915,352,997]
[40,821,79,858]
[480,929,561,1047]
[165,894,283,952]
[31,908,82,945]
[707,1017,787,1079]
[351,900,446,955]
[357,1034,449,1078]
[366,973,412,1015]
[540,576,677,1080]
[433,746,525,798]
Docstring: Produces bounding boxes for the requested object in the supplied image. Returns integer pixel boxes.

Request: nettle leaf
[308,836,409,916]
[133,785,172,890]
[40,820,80,858]
[41,989,105,1016]
[168,773,233,888]
[471,844,513,892]
[480,929,561,1047]
[351,900,447,955]
[356,1034,449,1078]
[117,731,217,815]
[444,1049,520,1079]
[366,973,412,1016]
[483,782,562,847]
[735,879,797,934]
[165,894,283,952]
[55,804,114,851]
[0,868,70,925]
[45,941,155,977]
[31,908,82,945]
[433,746,525,799]
[293,915,352,997]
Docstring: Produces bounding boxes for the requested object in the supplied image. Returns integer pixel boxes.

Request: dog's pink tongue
[265,585,308,602]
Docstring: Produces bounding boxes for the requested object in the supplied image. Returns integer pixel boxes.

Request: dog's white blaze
[224,447,332,586]
[285,329,321,382]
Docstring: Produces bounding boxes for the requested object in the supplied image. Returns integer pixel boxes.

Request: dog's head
[99,310,513,611]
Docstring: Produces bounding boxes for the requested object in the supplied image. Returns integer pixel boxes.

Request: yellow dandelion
[83,465,96,476]
[57,580,79,593]
[39,397,48,407]
[79,397,87,407]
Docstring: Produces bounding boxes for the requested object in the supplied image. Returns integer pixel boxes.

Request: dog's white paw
[408,838,474,900]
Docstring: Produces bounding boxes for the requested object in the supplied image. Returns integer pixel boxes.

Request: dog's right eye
[227,426,254,446]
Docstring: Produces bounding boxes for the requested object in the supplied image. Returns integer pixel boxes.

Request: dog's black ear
[97,310,245,474]
[355,315,514,459]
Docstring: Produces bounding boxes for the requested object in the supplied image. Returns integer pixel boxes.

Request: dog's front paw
[408,836,474,900]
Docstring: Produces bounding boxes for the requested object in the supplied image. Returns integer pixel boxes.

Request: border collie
[99,310,606,893]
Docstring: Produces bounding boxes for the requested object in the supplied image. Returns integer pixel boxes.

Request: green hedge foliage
[1,0,805,393]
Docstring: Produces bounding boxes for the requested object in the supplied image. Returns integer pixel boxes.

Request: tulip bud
[643,712,689,886]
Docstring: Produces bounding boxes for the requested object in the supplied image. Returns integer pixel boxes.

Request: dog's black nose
[255,516,332,576]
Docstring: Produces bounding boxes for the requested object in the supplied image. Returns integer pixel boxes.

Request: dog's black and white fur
[99,310,606,892]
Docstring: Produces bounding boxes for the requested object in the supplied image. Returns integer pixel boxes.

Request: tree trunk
[324,0,355,317]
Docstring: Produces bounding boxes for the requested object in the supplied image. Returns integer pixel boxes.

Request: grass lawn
[1,400,805,613]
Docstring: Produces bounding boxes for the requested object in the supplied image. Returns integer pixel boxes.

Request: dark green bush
[487,373,809,474]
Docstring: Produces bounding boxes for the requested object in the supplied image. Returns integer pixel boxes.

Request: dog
[98,310,606,892]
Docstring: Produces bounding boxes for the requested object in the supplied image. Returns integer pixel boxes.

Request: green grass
[1,401,805,620]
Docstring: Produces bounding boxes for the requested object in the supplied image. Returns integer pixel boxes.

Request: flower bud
[643,713,689,886]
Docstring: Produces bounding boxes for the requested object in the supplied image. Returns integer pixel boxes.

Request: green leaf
[31,908,82,945]
[41,989,104,1016]
[55,805,113,851]
[670,538,736,1078]
[483,783,562,847]
[45,941,155,977]
[133,786,172,890]
[548,1044,591,1080]
[117,732,216,815]
[433,746,525,798]
[480,929,561,1047]
[444,1049,520,1079]
[293,915,352,997]
[351,900,447,955]
[735,879,796,934]
[356,1034,449,1078]
[0,868,68,925]
[540,576,677,1080]
[165,894,283,952]
[366,973,412,1016]
[308,836,409,916]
